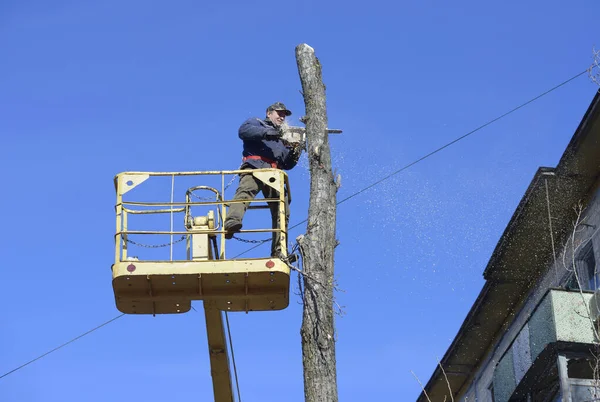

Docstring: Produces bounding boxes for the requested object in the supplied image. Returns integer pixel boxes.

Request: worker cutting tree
[224,102,303,259]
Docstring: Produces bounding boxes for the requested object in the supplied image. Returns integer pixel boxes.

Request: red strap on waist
[243,156,278,168]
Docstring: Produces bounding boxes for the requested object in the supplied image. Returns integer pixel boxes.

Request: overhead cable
[0,314,125,380]
[233,69,589,258]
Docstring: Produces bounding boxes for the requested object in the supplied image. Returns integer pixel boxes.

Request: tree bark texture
[295,44,339,402]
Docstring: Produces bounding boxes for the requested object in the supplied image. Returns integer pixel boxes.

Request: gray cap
[266,102,292,116]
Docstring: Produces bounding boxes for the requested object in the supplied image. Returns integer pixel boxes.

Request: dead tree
[295,43,339,402]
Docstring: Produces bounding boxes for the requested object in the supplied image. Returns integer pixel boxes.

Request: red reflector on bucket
[127,264,136,272]
[265,260,275,268]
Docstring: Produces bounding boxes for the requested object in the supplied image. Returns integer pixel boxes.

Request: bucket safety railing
[113,169,291,264]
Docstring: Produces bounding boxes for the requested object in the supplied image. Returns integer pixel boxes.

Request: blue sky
[1,1,599,401]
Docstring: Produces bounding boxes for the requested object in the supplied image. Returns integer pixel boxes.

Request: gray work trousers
[227,170,289,256]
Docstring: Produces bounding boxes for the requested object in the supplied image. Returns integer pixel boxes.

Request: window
[567,357,594,380]
[586,248,598,290]
[565,273,579,291]
[565,244,597,291]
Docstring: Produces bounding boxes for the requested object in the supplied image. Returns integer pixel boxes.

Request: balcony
[493,289,598,401]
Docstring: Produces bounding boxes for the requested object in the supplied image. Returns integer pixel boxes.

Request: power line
[336,69,588,206]
[1,68,589,381]
[0,314,125,380]
[232,69,588,258]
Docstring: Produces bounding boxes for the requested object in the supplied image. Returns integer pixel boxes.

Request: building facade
[419,91,600,402]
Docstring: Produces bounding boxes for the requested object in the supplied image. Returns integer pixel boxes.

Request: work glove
[264,128,282,140]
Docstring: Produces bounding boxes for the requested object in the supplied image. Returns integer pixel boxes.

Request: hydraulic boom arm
[204,301,234,402]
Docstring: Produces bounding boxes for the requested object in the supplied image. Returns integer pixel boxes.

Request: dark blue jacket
[238,117,301,170]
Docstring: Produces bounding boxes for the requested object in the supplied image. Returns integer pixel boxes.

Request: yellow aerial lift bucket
[111,170,292,316]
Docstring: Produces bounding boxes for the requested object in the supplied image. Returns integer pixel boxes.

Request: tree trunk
[295,43,339,402]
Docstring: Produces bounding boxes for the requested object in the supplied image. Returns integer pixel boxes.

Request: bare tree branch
[411,371,433,402]
[437,357,454,402]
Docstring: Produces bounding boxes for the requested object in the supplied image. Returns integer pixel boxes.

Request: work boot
[272,252,298,264]
[224,219,242,239]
